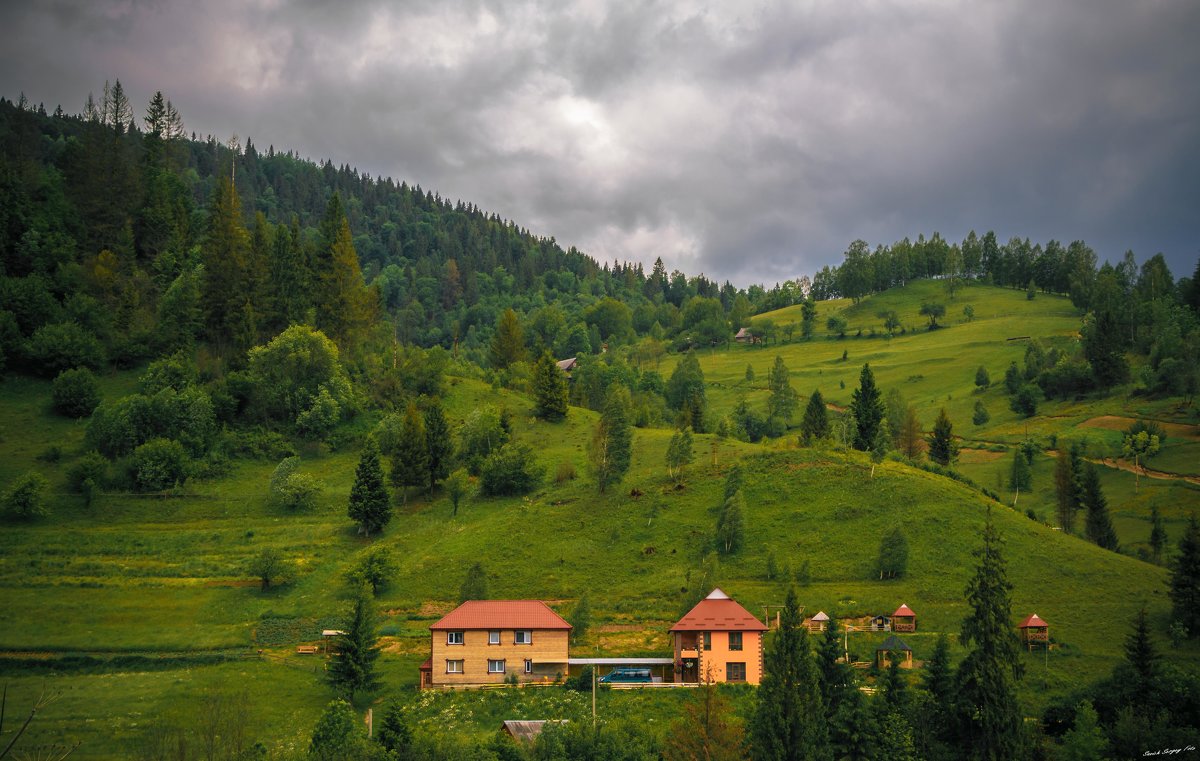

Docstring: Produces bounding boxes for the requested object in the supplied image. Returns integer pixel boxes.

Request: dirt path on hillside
[1046,450,1200,486]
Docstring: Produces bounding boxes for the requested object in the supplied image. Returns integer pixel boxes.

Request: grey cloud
[0,0,1196,285]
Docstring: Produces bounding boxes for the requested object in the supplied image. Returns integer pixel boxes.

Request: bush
[295,386,341,441]
[87,387,216,459]
[972,400,990,426]
[26,322,106,376]
[52,367,102,417]
[130,438,190,491]
[269,456,322,511]
[480,442,543,496]
[555,461,577,483]
[67,451,109,492]
[138,352,198,394]
[1010,384,1041,417]
[2,472,48,520]
[348,546,396,595]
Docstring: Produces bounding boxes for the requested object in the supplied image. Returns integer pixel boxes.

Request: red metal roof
[419,657,432,670]
[671,589,767,632]
[893,604,916,618]
[1018,613,1048,628]
[430,600,572,631]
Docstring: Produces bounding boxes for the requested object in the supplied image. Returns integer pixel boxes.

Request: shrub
[555,461,577,483]
[87,387,216,458]
[26,322,106,376]
[295,386,341,441]
[67,451,109,492]
[972,399,990,426]
[130,438,190,491]
[348,547,396,595]
[276,473,322,512]
[138,352,198,394]
[2,472,48,520]
[52,367,102,417]
[1010,384,1041,417]
[480,442,543,496]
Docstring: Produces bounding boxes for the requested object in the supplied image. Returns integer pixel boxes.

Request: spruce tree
[1123,608,1159,692]
[1169,514,1200,636]
[489,308,525,370]
[532,351,568,421]
[327,586,382,701]
[201,176,252,352]
[315,197,375,347]
[817,614,851,723]
[589,386,632,493]
[348,438,391,537]
[801,389,829,444]
[749,587,830,761]
[956,509,1024,761]
[850,363,885,451]
[766,355,799,424]
[921,634,955,724]
[1054,443,1083,533]
[1080,463,1118,550]
[423,401,452,492]
[666,351,707,432]
[926,408,957,466]
[390,403,428,503]
[1056,701,1108,761]
[1149,505,1166,564]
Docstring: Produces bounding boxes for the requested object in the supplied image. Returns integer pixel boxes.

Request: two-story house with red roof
[670,588,767,685]
[420,600,572,689]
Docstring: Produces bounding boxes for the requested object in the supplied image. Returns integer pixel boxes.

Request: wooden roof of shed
[430,600,572,631]
[893,604,916,617]
[876,635,913,652]
[501,720,566,744]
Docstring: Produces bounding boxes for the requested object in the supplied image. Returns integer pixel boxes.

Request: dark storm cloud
[2,0,1197,285]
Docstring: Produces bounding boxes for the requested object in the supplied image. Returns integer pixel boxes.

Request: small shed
[870,615,891,632]
[556,357,578,375]
[1018,613,1049,648]
[734,327,753,343]
[322,629,346,655]
[892,604,916,633]
[806,611,830,632]
[875,635,913,669]
[501,720,567,745]
[418,658,432,690]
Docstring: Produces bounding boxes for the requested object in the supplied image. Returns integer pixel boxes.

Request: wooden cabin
[734,327,755,344]
[892,604,916,633]
[425,600,571,688]
[1018,613,1049,649]
[805,611,830,632]
[671,588,767,685]
[556,357,578,376]
[875,635,913,669]
[869,614,891,632]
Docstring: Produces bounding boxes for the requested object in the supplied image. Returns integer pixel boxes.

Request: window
[446,660,463,674]
[728,632,743,651]
[489,630,501,645]
[515,630,532,645]
[727,662,746,682]
[524,659,533,674]
[447,631,464,645]
[702,632,711,650]
[488,659,506,674]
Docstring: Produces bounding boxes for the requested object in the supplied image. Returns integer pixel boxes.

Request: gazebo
[875,635,913,669]
[1018,613,1049,649]
[892,604,916,633]
[806,611,830,632]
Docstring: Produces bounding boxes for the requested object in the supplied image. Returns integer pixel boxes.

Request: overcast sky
[2,0,1197,286]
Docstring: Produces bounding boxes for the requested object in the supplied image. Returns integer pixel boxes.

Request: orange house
[670,588,767,685]
[422,600,571,689]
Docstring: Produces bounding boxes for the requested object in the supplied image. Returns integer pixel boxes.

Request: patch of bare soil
[958,448,1007,463]
[419,601,454,617]
[1079,415,1200,440]
[1050,449,1200,486]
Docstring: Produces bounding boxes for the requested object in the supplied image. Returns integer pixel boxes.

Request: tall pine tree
[1054,443,1084,533]
[956,509,1024,761]
[749,587,831,761]
[327,585,382,701]
[348,437,391,537]
[1080,463,1118,550]
[390,403,428,503]
[489,308,525,370]
[801,389,829,444]
[850,363,884,451]
[926,408,958,466]
[423,401,452,492]
[315,199,376,348]
[532,351,568,421]
[201,176,252,352]
[1169,514,1200,637]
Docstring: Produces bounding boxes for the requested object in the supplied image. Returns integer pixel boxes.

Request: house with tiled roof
[420,600,571,689]
[670,588,767,685]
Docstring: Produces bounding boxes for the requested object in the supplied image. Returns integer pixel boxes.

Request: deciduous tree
[589,386,633,493]
[767,355,799,424]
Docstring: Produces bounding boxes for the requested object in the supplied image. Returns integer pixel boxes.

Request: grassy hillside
[1,330,1195,755]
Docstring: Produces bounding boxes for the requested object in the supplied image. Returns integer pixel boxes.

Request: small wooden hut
[892,604,916,633]
[805,611,830,632]
[875,635,913,669]
[1018,613,1049,649]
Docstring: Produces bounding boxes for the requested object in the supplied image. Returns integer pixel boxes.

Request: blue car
[598,667,653,684]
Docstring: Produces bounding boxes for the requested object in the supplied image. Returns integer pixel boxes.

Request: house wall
[691,631,764,685]
[430,629,569,687]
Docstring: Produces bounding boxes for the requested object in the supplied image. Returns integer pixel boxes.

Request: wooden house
[869,614,891,632]
[1018,613,1049,648]
[892,604,916,633]
[556,357,578,375]
[424,600,571,689]
[805,611,830,632]
[734,327,758,344]
[671,588,767,685]
[875,635,913,669]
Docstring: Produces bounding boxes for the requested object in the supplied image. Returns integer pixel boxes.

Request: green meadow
[1,281,1197,757]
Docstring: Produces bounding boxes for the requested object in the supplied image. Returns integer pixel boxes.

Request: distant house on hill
[501,720,566,744]
[734,327,757,344]
[670,588,767,685]
[422,600,571,689]
[805,611,830,632]
[556,357,578,374]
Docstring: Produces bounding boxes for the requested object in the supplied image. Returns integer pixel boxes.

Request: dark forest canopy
[1,86,1197,377]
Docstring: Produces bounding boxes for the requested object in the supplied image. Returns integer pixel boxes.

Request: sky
[2,0,1198,287]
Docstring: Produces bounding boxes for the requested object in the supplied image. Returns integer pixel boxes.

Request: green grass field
[1,281,1197,757]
